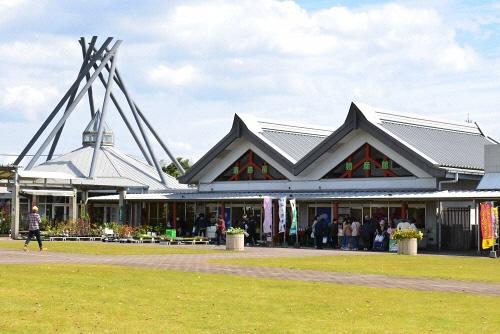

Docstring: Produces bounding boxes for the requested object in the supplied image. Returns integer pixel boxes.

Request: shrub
[392,229,423,241]
[226,227,245,235]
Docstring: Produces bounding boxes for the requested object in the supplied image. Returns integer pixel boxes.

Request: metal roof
[261,130,328,161]
[28,146,187,190]
[238,113,333,163]
[478,173,500,190]
[88,190,500,202]
[181,102,495,184]
[380,122,490,170]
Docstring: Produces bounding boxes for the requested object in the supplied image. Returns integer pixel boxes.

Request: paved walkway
[1,245,500,296]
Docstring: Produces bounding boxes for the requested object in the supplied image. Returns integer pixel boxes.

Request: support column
[69,189,78,221]
[119,189,126,224]
[10,172,20,239]
[401,202,408,220]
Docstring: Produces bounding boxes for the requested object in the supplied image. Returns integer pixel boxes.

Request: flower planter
[397,238,418,255]
[226,234,244,251]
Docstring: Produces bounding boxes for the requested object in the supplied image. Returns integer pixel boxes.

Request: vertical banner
[278,196,287,233]
[493,207,499,244]
[480,202,494,249]
[263,196,272,234]
[289,198,297,235]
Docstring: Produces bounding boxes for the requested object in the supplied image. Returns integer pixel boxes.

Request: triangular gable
[295,102,446,177]
[215,150,287,181]
[322,143,413,179]
[179,115,296,184]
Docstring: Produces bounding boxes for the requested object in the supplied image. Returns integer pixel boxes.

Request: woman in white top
[337,222,344,249]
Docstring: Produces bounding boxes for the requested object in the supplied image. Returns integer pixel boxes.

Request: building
[90,102,500,251]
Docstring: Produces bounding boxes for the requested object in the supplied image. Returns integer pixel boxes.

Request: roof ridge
[354,102,481,134]
[381,119,484,136]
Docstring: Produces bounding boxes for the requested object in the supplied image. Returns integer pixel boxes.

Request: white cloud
[0,0,25,24]
[1,85,59,121]
[148,64,199,87]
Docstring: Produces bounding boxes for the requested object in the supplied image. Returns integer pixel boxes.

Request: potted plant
[225,227,245,251]
[392,229,423,255]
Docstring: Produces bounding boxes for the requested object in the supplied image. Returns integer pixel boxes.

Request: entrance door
[317,207,332,223]
[350,207,363,222]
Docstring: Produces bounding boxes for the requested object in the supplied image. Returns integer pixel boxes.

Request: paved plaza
[1,243,500,296]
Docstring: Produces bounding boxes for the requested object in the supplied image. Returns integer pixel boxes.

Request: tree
[162,157,191,178]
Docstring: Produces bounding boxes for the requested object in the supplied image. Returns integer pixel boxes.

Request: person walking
[24,206,44,252]
[215,215,226,246]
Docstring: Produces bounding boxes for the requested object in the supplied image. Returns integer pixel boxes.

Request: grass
[0,240,218,255]
[0,264,500,333]
[213,253,500,283]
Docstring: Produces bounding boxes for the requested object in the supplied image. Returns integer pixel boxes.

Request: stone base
[397,238,418,255]
[226,234,244,251]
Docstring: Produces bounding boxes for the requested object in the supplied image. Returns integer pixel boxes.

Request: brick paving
[1,243,500,296]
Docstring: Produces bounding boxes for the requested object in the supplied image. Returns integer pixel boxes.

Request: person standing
[24,206,43,252]
[247,215,257,246]
[215,215,226,246]
[314,214,327,249]
[330,219,339,248]
[342,218,352,250]
[310,215,319,247]
[350,217,361,251]
[337,221,344,249]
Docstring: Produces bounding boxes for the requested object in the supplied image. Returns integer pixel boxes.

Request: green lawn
[0,240,217,255]
[0,264,499,333]
[214,254,500,283]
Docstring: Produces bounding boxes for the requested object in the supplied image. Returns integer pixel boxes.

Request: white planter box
[226,234,244,251]
[397,238,418,256]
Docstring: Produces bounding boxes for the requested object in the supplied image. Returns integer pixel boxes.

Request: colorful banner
[480,202,495,249]
[289,198,297,235]
[278,196,287,233]
[263,196,272,234]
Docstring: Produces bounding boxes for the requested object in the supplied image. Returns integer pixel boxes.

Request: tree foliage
[162,157,191,178]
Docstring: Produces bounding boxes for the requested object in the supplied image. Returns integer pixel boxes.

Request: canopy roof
[89,190,500,202]
[28,146,187,191]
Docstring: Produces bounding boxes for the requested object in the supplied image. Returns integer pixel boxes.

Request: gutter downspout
[438,172,459,191]
[437,173,459,251]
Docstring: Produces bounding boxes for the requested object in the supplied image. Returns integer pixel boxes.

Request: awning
[88,190,500,202]
[21,189,75,197]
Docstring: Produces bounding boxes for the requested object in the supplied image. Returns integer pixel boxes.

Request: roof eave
[179,114,296,184]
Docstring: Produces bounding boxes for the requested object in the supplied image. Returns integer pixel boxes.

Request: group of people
[311,215,417,251]
[191,213,258,246]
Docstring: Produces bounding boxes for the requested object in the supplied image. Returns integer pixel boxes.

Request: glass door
[52,205,68,223]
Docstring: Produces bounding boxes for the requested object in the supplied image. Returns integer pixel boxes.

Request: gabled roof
[295,102,495,176]
[179,113,332,183]
[181,102,496,184]
[29,146,188,191]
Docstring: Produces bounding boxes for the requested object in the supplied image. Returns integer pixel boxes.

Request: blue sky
[1,0,500,166]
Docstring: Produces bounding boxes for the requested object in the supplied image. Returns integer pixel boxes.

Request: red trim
[339,144,398,178]
[229,150,274,181]
[364,144,371,177]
